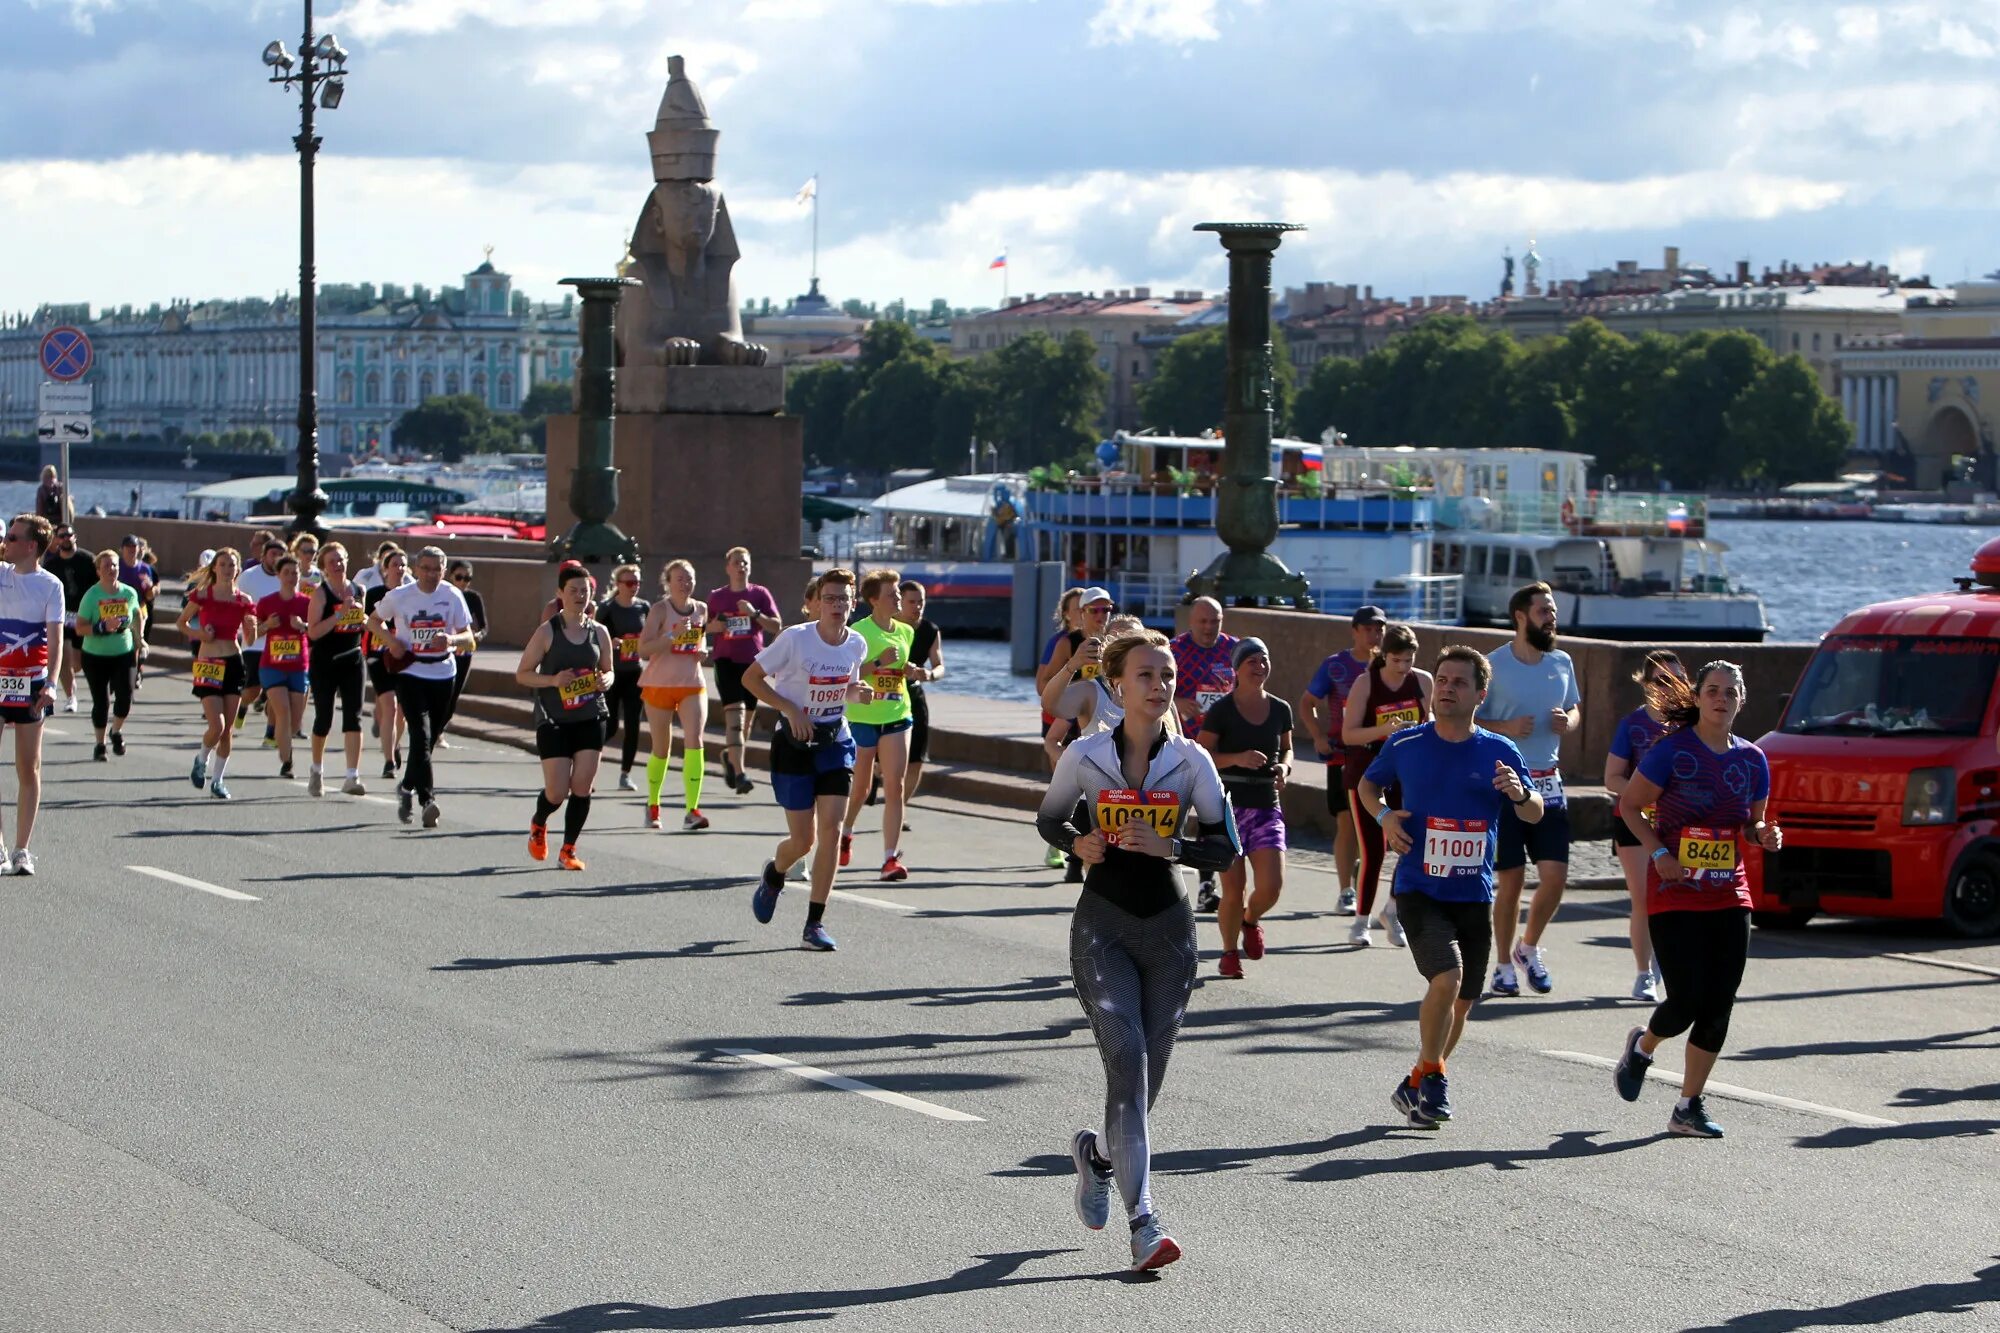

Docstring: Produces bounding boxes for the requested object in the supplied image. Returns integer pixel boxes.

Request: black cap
[1351,604,1388,626]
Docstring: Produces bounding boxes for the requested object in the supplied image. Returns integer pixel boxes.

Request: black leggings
[605,672,643,771]
[81,651,134,729]
[312,653,364,737]
[393,674,457,801]
[1346,784,1394,917]
[1647,907,1752,1053]
[453,651,473,703]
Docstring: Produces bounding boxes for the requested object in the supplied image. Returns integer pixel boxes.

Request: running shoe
[421,800,441,829]
[1044,844,1066,870]
[801,922,838,952]
[0,853,11,876]
[1349,918,1374,948]
[838,833,852,868]
[646,804,662,830]
[722,759,741,790]
[880,856,908,882]
[62,693,77,714]
[617,770,637,792]
[393,750,402,771]
[381,760,397,780]
[733,771,754,795]
[11,849,34,877]
[1217,950,1244,980]
[1129,1218,1181,1272]
[1418,1071,1453,1123]
[341,776,367,796]
[1489,964,1520,997]
[528,823,548,862]
[1391,1075,1440,1130]
[436,737,453,750]
[235,710,249,731]
[190,754,207,788]
[683,809,710,831]
[397,789,415,824]
[1514,941,1554,994]
[307,769,324,797]
[1669,1096,1724,1138]
[261,734,277,749]
[1632,971,1659,1003]
[109,731,125,757]
[1069,1129,1113,1231]
[753,860,783,924]
[1385,914,1409,949]
[92,742,107,762]
[1242,919,1267,961]
[1337,887,1357,916]
[1613,1026,1653,1102]
[1196,880,1221,913]
[557,844,585,871]
[209,778,232,800]
[279,760,294,780]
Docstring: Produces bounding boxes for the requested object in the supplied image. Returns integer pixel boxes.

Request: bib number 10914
[1095,788,1181,838]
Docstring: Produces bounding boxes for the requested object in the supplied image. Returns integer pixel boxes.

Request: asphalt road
[3,688,1997,1332]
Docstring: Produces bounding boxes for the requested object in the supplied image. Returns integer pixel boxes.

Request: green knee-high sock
[646,753,669,805]
[683,744,705,812]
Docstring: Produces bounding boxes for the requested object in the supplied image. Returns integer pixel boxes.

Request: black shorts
[714,659,756,708]
[192,654,246,697]
[907,685,931,765]
[367,657,395,697]
[1397,890,1493,1000]
[536,718,607,760]
[1323,758,1346,817]
[1497,802,1572,871]
[0,685,51,726]
[64,626,83,653]
[1611,808,1644,850]
[242,649,262,681]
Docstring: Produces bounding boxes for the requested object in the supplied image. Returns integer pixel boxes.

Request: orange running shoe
[645,803,662,830]
[528,822,548,862]
[880,855,908,882]
[558,844,586,871]
[838,833,853,868]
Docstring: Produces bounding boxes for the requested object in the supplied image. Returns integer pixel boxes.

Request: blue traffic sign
[39,326,92,382]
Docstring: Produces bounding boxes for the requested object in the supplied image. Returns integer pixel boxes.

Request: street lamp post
[260,2,351,539]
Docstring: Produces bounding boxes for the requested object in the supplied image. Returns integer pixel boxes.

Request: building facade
[0,256,578,455]
[1836,279,2000,491]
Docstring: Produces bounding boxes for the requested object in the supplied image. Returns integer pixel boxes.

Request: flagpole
[811,172,819,288]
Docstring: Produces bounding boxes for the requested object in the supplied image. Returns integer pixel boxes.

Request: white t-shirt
[238,564,283,652]
[0,564,67,702]
[753,622,868,728]
[352,566,384,592]
[374,581,472,682]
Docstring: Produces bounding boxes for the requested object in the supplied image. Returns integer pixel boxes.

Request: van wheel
[1750,906,1815,931]
[1943,850,2000,938]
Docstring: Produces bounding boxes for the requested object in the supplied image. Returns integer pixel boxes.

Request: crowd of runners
[2,518,1781,1275]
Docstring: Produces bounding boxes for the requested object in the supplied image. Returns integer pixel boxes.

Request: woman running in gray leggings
[1037,630,1237,1273]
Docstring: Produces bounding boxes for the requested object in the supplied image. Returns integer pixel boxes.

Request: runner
[290,532,322,590]
[76,548,138,761]
[636,560,710,831]
[1356,645,1541,1129]
[704,546,782,796]
[595,563,650,792]
[1196,637,1291,979]
[116,535,157,685]
[1342,622,1433,947]
[351,540,395,594]
[1041,613,1146,884]
[517,564,615,871]
[896,579,945,815]
[253,553,313,780]
[1170,596,1239,912]
[1604,649,1686,1002]
[1034,587,1086,869]
[176,547,257,801]
[1482,583,1581,997]
[1300,604,1387,914]
[0,515,66,874]
[744,569,874,951]
[1037,629,1237,1271]
[839,570,916,880]
[446,560,489,722]
[1611,662,1779,1138]
[38,522,94,713]
[236,533,284,746]
[363,546,411,781]
[366,545,476,828]
[304,542,368,797]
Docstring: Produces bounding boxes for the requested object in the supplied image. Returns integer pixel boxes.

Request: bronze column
[549,276,642,567]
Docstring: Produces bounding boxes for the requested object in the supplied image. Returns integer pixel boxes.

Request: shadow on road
[1730,1022,2000,1063]
[1287,1126,1660,1182]
[781,976,1072,1008]
[1790,1118,2000,1149]
[434,941,798,971]
[1675,1257,1999,1331]
[1892,1080,2000,1108]
[507,876,743,900]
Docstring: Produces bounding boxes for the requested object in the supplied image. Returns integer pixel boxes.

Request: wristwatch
[1168,836,1185,862]
[1511,789,1535,807]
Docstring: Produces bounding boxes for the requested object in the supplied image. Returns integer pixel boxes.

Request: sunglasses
[451,574,472,583]
[615,578,639,587]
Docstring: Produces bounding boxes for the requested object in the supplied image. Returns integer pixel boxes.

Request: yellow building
[1837,280,1998,491]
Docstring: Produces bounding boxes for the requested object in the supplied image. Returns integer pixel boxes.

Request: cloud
[1087,0,1223,45]
[21,0,120,34]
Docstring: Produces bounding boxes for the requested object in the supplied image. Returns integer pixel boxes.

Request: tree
[979,330,1107,467]
[516,380,571,450]
[855,319,937,380]
[785,360,858,465]
[1139,325,1296,437]
[843,355,952,473]
[1727,356,1852,485]
[394,394,514,462]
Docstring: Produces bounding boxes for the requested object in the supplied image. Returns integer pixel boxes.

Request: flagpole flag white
[794,176,818,206]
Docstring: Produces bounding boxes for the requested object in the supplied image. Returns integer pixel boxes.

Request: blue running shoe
[753,860,783,925]
[1418,1071,1453,1123]
[1614,1026,1653,1102]
[1669,1095,1724,1138]
[1070,1129,1113,1231]
[190,754,207,788]
[1514,941,1554,994]
[209,778,232,801]
[1490,965,1520,998]
[1391,1075,1439,1129]
[801,922,837,952]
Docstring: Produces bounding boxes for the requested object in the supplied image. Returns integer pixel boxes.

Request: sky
[5,0,2000,316]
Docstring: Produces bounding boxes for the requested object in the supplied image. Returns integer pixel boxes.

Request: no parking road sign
[39,326,93,382]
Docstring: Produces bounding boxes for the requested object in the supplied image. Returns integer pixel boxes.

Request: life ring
[1559,497,1579,533]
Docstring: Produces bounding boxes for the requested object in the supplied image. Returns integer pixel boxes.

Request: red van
[1747,537,2000,937]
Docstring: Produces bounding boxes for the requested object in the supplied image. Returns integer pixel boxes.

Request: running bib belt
[266,634,304,666]
[335,605,366,631]
[806,673,850,720]
[192,659,227,686]
[1421,816,1488,878]
[410,615,449,662]
[558,674,603,710]
[95,598,130,633]
[617,634,640,664]
[0,673,36,705]
[1677,826,1739,884]
[1094,788,1182,838]
[671,622,703,654]
[1529,767,1566,810]
[725,614,753,637]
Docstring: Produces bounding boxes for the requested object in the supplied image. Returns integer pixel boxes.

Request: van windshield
[1782,635,2000,737]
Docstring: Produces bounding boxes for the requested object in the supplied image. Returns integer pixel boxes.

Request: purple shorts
[1235,804,1287,855]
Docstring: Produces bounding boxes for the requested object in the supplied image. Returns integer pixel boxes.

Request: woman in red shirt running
[255,554,313,780]
[177,547,257,799]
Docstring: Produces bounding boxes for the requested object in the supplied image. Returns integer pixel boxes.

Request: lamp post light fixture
[260,4,352,539]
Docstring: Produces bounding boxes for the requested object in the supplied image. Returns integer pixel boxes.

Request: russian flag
[989,253,1007,270]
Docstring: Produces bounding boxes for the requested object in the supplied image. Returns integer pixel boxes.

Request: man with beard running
[1169,596,1237,912]
[1480,582,1580,997]
[366,545,476,828]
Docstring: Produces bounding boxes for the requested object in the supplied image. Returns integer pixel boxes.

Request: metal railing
[1025,484,1431,532]
[1097,569,1464,627]
[1440,491,1707,537]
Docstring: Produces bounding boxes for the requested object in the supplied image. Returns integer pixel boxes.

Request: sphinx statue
[615,56,768,373]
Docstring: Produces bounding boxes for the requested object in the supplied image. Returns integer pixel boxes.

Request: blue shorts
[849,716,913,749]
[1497,802,1571,870]
[258,665,309,693]
[770,721,857,811]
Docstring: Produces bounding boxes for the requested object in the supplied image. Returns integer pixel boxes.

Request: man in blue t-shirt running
[1359,644,1542,1130]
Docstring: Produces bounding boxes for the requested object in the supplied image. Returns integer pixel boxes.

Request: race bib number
[266,634,304,666]
[1640,804,1657,826]
[335,605,366,632]
[1094,788,1182,838]
[725,614,753,637]
[1376,702,1423,728]
[0,673,35,705]
[617,634,640,664]
[1529,768,1566,810]
[1421,817,1489,878]
[95,599,130,634]
[806,673,850,720]
[558,674,602,710]
[670,622,703,655]
[1676,826,1739,884]
[410,618,448,659]
[191,659,226,686]
[1195,685,1230,716]
[869,664,906,699]
[1078,661,1101,681]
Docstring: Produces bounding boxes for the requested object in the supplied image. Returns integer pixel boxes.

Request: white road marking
[285,778,397,806]
[718,1047,983,1122]
[127,865,259,902]
[829,889,916,913]
[1541,1050,1897,1127]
